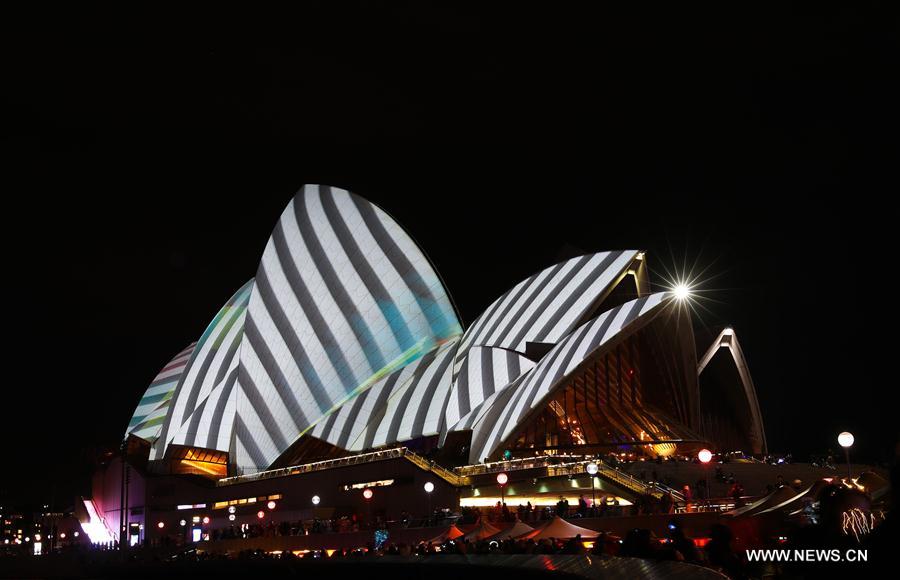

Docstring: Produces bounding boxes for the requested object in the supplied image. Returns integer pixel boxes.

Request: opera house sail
[121,184,765,478]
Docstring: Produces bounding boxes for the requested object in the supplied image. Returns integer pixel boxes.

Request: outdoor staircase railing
[218,448,682,502]
[219,447,470,487]
[403,450,470,486]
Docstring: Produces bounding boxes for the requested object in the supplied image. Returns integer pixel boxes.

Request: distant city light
[180,519,187,527]
[157,522,165,529]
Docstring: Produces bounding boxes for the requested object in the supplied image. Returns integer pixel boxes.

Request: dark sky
[2,4,896,507]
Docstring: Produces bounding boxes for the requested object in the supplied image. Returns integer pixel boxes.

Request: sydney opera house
[84,185,766,547]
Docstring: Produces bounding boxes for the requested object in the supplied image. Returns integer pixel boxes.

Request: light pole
[838,432,854,480]
[496,473,508,513]
[586,462,598,516]
[363,488,373,528]
[698,449,713,510]
[423,482,434,524]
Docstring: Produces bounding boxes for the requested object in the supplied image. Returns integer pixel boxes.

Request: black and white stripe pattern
[452,251,638,379]
[310,339,459,452]
[462,293,670,463]
[151,280,254,460]
[444,346,535,431]
[233,185,462,470]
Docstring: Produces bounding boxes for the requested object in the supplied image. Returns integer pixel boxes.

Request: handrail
[453,456,683,502]
[218,447,410,486]
[218,448,681,503]
[219,447,470,488]
[403,451,470,487]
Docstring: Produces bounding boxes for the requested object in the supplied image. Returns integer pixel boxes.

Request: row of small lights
[158,489,375,529]
[3,531,79,545]
[161,500,283,529]
[152,432,859,530]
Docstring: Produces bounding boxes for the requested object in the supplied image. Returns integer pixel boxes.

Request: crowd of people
[210,515,369,540]
[170,521,754,578]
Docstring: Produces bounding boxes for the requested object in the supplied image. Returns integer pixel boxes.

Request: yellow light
[653,443,676,457]
[460,495,631,507]
[180,459,226,477]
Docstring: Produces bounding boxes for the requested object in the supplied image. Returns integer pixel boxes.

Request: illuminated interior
[503,318,701,459]
[164,445,229,478]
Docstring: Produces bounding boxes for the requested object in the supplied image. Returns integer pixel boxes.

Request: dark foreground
[0,554,724,580]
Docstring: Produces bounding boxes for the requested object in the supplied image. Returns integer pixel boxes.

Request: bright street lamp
[424,481,435,522]
[673,284,691,300]
[838,431,854,479]
[362,488,374,528]
[311,495,321,505]
[586,462,599,514]
[698,449,713,504]
[496,473,508,507]
[838,431,854,448]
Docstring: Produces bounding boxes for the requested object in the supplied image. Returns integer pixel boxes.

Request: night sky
[2,4,896,508]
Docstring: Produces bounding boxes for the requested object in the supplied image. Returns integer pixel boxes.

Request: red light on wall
[257,510,265,519]
[362,488,374,500]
